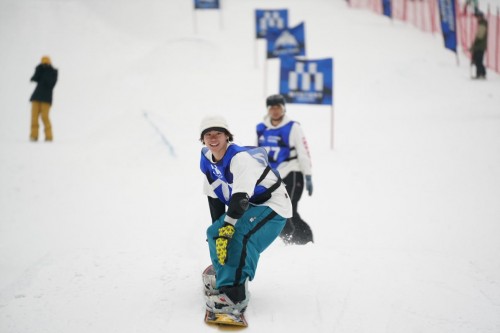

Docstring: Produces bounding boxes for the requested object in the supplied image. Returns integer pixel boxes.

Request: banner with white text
[279,56,333,105]
[194,0,220,10]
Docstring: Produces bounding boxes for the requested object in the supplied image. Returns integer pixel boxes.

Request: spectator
[470,12,488,79]
[29,56,58,141]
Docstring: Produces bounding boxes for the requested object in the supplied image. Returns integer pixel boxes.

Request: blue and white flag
[255,9,288,39]
[266,23,306,59]
[194,0,220,9]
[437,0,457,52]
[279,56,333,105]
[382,0,392,18]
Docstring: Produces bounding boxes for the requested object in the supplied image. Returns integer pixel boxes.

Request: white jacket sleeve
[290,123,312,176]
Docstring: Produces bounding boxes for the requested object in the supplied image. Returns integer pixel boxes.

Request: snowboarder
[199,115,292,315]
[29,56,58,142]
[256,94,314,245]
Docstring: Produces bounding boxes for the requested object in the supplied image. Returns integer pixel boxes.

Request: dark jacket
[30,64,58,104]
[471,17,488,52]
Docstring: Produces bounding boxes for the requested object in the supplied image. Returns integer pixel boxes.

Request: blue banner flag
[279,56,333,105]
[437,0,457,52]
[382,0,392,18]
[194,0,220,9]
[255,9,288,39]
[266,23,306,59]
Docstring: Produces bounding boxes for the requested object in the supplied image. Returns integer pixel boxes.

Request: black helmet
[266,94,286,107]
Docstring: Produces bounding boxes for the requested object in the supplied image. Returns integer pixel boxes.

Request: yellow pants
[30,101,53,141]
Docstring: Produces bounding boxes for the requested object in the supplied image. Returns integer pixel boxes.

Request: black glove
[305,175,313,196]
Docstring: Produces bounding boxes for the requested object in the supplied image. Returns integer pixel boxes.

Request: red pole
[455,0,461,66]
[330,105,334,150]
[469,9,473,57]
[461,0,469,56]
[427,0,433,33]
[495,7,500,73]
[457,2,464,53]
[486,5,491,68]
[403,0,407,22]
[412,0,417,27]
[429,0,438,33]
[331,61,335,150]
[420,0,426,32]
[263,58,267,97]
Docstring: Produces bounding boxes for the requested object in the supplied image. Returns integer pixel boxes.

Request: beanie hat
[266,94,286,108]
[41,56,51,65]
[199,116,232,140]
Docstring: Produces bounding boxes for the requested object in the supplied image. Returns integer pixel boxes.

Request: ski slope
[1,0,500,332]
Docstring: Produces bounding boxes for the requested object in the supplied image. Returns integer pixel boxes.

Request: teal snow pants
[207,205,286,288]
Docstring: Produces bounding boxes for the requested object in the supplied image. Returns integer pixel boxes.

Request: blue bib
[256,121,296,169]
[200,144,277,205]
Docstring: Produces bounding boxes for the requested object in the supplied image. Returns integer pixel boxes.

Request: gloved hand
[305,175,313,196]
[215,222,235,265]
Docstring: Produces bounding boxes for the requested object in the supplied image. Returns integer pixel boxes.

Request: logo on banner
[289,62,324,92]
[266,23,305,59]
[255,9,288,39]
[194,0,220,9]
[279,56,333,105]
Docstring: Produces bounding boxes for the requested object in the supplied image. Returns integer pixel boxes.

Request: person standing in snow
[470,11,488,79]
[256,94,313,245]
[29,56,58,141]
[200,115,292,314]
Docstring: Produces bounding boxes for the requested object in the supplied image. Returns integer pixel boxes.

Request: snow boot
[205,280,250,314]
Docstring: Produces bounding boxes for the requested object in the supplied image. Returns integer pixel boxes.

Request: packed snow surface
[1,0,499,332]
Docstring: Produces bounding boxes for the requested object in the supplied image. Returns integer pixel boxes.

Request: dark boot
[220,284,247,304]
[290,219,314,245]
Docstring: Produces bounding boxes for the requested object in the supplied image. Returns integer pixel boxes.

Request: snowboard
[203,265,248,327]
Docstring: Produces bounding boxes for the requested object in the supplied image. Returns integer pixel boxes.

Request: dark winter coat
[471,17,488,52]
[30,64,58,104]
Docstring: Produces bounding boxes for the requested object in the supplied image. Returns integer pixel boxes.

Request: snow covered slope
[1,0,499,332]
